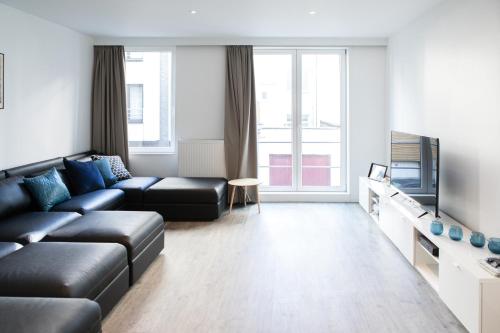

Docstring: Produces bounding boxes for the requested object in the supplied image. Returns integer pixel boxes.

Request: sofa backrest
[0,176,34,220]
[65,151,94,162]
[0,171,5,181]
[5,157,64,178]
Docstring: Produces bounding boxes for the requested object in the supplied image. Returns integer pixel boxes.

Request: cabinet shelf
[416,240,439,264]
[415,262,439,292]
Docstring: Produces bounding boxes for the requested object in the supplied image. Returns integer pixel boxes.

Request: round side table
[228,178,261,213]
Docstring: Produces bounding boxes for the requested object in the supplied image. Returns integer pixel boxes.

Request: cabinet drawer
[378,200,414,263]
[439,251,480,333]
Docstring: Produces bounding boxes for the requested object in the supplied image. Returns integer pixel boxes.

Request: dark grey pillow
[91,155,132,181]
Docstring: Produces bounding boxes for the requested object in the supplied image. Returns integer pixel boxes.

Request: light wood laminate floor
[103,203,466,333]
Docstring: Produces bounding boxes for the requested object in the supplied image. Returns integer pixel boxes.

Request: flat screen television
[390,131,440,217]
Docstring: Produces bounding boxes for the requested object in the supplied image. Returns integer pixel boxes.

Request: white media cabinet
[359,176,500,333]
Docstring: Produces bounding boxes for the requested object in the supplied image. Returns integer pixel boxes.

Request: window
[125,48,175,153]
[127,84,143,123]
[254,48,347,192]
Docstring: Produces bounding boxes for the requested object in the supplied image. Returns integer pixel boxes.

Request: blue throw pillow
[63,158,105,195]
[93,158,118,187]
[23,168,71,211]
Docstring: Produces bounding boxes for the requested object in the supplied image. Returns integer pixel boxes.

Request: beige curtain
[224,45,258,202]
[91,45,129,167]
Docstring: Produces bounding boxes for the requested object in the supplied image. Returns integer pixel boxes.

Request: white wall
[130,45,387,203]
[388,0,500,235]
[348,46,387,201]
[0,4,93,169]
[129,46,226,177]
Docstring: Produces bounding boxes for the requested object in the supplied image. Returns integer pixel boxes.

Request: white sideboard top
[360,176,499,283]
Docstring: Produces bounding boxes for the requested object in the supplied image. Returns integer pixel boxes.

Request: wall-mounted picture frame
[368,163,388,182]
[0,53,4,109]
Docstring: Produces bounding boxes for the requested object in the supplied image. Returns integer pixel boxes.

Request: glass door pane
[255,52,294,189]
[300,52,343,189]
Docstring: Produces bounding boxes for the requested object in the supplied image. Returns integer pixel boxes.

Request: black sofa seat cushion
[0,297,101,333]
[0,212,80,245]
[51,189,125,214]
[143,177,227,220]
[144,177,227,204]
[109,177,161,207]
[0,242,129,317]
[0,242,22,259]
[45,211,165,284]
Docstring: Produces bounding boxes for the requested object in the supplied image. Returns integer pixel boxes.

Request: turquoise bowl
[430,220,443,236]
[449,225,463,241]
[470,232,485,248]
[488,238,500,254]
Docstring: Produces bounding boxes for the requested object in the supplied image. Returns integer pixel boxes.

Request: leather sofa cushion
[144,177,227,204]
[0,212,80,244]
[46,211,164,259]
[109,177,161,204]
[0,242,22,259]
[0,171,5,180]
[0,242,128,299]
[51,189,125,214]
[0,297,101,333]
[0,176,34,220]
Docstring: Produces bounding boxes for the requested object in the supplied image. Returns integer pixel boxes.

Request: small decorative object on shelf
[430,220,444,236]
[368,163,388,182]
[449,225,463,241]
[487,238,500,254]
[479,258,500,277]
[470,232,486,248]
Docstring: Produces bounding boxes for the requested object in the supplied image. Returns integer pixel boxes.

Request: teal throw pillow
[23,168,71,211]
[93,158,118,187]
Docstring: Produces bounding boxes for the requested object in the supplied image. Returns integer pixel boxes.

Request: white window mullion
[295,49,302,192]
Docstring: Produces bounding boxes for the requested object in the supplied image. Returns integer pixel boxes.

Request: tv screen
[390,131,440,217]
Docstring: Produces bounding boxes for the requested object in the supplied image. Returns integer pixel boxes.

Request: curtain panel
[224,45,258,202]
[91,45,129,167]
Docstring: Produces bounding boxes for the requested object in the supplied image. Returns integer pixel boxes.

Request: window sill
[129,150,176,155]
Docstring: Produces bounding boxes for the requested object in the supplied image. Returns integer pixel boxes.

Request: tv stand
[359,176,500,333]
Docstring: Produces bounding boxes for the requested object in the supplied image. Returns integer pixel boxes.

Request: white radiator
[178,140,227,178]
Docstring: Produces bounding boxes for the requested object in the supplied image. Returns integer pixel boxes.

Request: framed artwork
[368,163,388,182]
[0,53,3,109]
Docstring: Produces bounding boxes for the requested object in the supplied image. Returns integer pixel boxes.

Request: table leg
[256,185,261,213]
[244,186,247,207]
[229,185,236,213]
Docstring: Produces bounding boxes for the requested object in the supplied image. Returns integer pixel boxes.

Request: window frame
[124,46,176,155]
[254,47,348,192]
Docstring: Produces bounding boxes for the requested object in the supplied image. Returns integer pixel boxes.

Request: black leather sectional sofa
[0,151,228,332]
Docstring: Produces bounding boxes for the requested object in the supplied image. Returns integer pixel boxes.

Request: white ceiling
[0,0,444,38]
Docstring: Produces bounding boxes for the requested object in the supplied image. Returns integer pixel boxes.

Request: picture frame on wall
[368,163,388,182]
[0,53,3,109]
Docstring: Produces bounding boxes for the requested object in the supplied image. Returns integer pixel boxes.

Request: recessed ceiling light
[309,10,317,15]
[190,10,198,14]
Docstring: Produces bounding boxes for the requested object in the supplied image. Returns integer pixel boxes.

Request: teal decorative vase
[430,220,443,236]
[449,225,463,241]
[488,238,500,254]
[470,232,485,248]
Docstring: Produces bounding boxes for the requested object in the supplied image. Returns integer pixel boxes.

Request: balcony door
[254,48,347,192]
